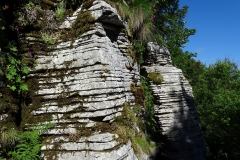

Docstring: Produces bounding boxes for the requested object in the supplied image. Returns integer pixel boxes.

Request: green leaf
[8,66,17,76]
[6,73,13,81]
[1,26,5,30]
[22,66,30,74]
[20,83,28,91]
[10,46,18,52]
[16,60,21,65]
[16,75,21,83]
[7,85,16,91]
[8,56,15,64]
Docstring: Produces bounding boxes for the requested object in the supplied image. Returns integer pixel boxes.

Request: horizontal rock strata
[20,1,141,159]
[142,42,207,160]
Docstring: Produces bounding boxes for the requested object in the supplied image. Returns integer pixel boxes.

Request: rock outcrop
[20,0,141,159]
[142,42,207,159]
[0,0,208,159]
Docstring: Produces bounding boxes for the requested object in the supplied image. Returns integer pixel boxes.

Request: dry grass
[105,0,154,41]
[129,6,153,41]
[129,7,145,33]
[1,128,19,149]
[137,22,153,41]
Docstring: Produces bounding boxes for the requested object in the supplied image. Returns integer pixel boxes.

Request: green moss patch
[113,103,156,157]
[148,72,163,85]
[72,11,95,38]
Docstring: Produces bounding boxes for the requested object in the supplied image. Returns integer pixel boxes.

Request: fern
[8,130,40,160]
[8,123,55,160]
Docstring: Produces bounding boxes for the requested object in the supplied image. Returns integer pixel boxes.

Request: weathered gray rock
[15,0,207,159]
[142,42,207,160]
[19,0,143,159]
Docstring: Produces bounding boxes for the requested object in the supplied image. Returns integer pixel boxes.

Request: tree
[153,0,196,48]
[151,0,200,84]
[194,59,240,159]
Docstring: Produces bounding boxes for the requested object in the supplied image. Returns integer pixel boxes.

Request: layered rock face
[20,1,140,159]
[142,42,207,159]
[13,0,208,159]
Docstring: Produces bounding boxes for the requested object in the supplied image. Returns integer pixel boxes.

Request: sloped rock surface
[20,0,141,159]
[142,42,207,160]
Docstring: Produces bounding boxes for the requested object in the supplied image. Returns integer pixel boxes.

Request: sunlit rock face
[142,42,208,160]
[20,0,141,159]
[17,0,207,159]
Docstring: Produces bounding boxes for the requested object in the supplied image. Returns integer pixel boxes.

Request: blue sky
[179,1,240,66]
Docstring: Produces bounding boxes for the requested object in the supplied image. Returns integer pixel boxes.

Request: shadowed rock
[142,42,208,160]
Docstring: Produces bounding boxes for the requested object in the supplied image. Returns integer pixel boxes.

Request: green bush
[6,43,29,93]
[133,40,145,64]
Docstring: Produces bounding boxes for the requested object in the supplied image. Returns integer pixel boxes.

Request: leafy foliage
[8,123,55,160]
[8,129,41,160]
[153,0,196,48]
[41,32,56,45]
[140,76,157,134]
[5,43,29,93]
[193,59,240,159]
[133,40,145,64]
[152,0,198,80]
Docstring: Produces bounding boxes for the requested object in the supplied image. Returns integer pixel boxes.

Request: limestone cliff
[142,42,208,159]
[0,0,207,159]
[19,1,141,159]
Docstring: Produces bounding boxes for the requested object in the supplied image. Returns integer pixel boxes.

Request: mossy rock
[72,11,95,38]
[148,72,163,85]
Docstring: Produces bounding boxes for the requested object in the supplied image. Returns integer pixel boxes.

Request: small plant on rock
[25,1,35,9]
[6,42,29,93]
[0,128,19,151]
[55,2,66,21]
[41,32,56,44]
[8,123,55,160]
